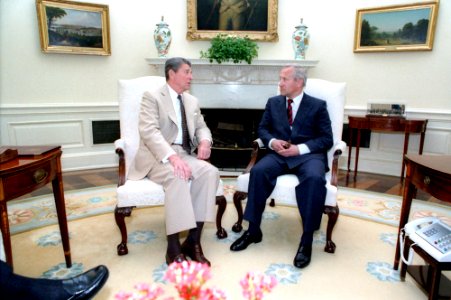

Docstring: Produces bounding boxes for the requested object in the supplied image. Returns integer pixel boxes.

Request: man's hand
[168,154,192,181]
[270,139,299,157]
[197,140,212,160]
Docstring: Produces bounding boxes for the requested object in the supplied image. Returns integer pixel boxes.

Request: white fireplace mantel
[146,58,319,109]
[146,58,318,85]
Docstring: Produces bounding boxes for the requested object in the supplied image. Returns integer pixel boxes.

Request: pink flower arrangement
[115,283,164,300]
[115,261,277,300]
[240,271,277,300]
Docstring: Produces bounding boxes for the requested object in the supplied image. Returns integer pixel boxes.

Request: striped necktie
[287,98,294,126]
[177,94,191,153]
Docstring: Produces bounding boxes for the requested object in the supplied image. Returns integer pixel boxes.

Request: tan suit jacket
[128,84,219,235]
[128,84,212,180]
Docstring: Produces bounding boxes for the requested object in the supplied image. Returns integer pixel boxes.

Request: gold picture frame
[354,1,439,53]
[187,0,278,42]
[36,0,111,55]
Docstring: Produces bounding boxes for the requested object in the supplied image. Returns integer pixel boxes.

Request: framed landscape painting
[36,0,111,55]
[354,1,439,52]
[187,0,279,42]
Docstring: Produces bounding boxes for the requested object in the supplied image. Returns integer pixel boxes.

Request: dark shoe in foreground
[62,265,109,300]
[293,244,312,268]
[230,230,262,251]
[165,252,187,265]
[181,240,211,266]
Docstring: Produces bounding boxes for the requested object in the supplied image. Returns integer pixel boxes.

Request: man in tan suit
[128,57,219,266]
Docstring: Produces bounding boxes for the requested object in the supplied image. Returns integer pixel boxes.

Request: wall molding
[0,103,119,172]
[1,104,450,175]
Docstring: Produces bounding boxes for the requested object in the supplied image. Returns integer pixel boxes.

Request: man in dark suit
[230,65,333,268]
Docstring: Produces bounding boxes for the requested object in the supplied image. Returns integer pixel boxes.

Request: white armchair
[114,76,227,256]
[232,79,347,253]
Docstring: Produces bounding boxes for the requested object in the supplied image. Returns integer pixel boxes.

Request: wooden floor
[337,171,442,203]
[20,167,444,204]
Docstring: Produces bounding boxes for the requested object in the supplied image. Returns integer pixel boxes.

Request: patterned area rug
[7,180,451,300]
[8,180,450,234]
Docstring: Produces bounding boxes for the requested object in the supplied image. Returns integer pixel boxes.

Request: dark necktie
[177,94,191,153]
[287,98,294,126]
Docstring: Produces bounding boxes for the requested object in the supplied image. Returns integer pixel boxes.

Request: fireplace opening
[202,108,264,170]
[202,108,354,170]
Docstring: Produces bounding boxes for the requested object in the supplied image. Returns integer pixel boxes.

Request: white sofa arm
[333,140,347,154]
[114,138,126,151]
[254,138,264,148]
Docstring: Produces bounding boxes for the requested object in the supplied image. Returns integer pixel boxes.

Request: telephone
[400,217,451,263]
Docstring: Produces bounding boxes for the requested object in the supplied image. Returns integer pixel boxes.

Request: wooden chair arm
[243,139,267,174]
[329,140,346,187]
[115,139,126,187]
[330,148,343,187]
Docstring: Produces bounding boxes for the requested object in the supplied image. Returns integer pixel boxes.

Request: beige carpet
[7,185,451,299]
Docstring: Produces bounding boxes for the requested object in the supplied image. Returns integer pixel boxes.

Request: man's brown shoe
[181,240,211,266]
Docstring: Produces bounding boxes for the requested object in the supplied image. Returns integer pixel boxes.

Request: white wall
[1,0,450,173]
[2,0,451,108]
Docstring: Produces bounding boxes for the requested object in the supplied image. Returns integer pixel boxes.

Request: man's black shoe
[230,230,262,251]
[62,265,109,300]
[293,244,312,268]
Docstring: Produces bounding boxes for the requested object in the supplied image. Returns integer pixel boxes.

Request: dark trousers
[243,153,327,236]
[0,260,63,300]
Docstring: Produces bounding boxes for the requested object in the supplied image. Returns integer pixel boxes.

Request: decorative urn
[292,18,309,60]
[153,16,172,57]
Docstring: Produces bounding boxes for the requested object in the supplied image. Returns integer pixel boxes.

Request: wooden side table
[347,116,427,181]
[393,154,451,299]
[0,146,71,270]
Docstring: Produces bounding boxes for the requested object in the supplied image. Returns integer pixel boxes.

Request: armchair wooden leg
[215,195,227,239]
[323,205,339,253]
[115,205,134,256]
[232,191,248,232]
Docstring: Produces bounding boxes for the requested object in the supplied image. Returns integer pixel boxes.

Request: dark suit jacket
[258,93,333,170]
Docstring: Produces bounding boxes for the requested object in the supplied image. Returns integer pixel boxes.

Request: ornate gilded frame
[187,0,278,42]
[36,0,111,55]
[354,1,439,53]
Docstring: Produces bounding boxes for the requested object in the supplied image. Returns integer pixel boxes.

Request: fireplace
[147,58,319,170]
[202,108,264,169]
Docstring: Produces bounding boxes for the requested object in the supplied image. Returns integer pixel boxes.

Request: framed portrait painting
[36,0,111,55]
[187,0,279,42]
[354,1,439,53]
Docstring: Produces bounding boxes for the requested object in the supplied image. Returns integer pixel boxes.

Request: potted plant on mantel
[200,34,259,64]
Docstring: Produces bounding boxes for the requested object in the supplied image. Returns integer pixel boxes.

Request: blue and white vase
[292,18,309,60]
[153,16,172,57]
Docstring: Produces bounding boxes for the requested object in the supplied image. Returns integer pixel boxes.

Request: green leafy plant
[200,34,259,64]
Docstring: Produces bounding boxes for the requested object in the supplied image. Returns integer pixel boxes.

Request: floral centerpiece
[200,34,259,64]
[115,261,277,300]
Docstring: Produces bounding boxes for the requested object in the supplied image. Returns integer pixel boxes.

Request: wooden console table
[393,154,451,299]
[0,146,71,270]
[347,116,427,180]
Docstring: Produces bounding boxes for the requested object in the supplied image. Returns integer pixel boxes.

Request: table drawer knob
[33,169,48,183]
[423,176,431,185]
